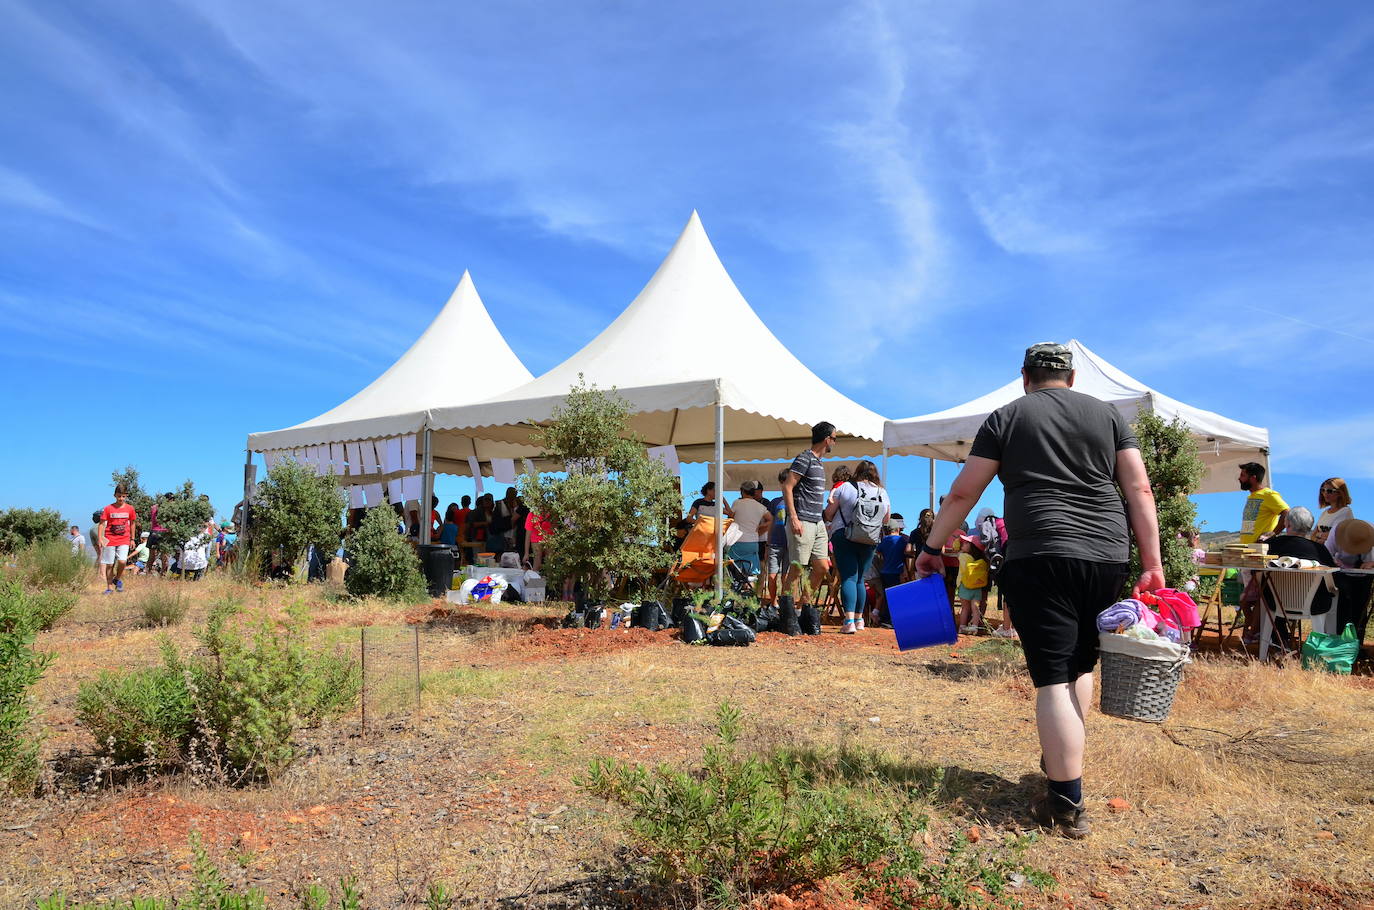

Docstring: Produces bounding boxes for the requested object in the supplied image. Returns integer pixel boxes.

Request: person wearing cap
[127,532,151,574]
[727,480,772,578]
[914,342,1163,839]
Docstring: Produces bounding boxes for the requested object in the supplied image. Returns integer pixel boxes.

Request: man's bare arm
[1116,447,1164,595]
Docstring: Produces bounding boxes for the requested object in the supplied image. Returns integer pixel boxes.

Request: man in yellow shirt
[1238,462,1288,543]
[1236,461,1288,646]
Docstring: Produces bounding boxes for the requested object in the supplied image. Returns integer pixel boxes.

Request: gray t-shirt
[968,388,1139,564]
[788,448,827,523]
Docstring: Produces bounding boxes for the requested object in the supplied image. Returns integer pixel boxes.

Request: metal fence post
[413,626,421,721]
[360,626,367,735]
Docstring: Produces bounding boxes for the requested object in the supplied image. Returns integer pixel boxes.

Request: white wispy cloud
[0,164,105,230]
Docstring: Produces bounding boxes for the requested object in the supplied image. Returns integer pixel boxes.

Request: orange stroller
[667,515,753,595]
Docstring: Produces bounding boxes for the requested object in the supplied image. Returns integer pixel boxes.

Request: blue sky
[3,0,1372,535]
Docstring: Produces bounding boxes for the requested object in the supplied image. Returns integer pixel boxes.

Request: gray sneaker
[1029,791,1091,839]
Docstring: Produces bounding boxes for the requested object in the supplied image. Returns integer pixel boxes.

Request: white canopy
[427,211,887,461]
[883,339,1269,495]
[247,271,534,456]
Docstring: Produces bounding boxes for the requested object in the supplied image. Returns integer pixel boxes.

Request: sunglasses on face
[1322,487,1337,494]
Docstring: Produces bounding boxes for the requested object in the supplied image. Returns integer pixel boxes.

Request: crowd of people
[349,486,551,572]
[67,485,239,593]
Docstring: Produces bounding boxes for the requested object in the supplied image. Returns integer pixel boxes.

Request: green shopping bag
[1301,623,1360,675]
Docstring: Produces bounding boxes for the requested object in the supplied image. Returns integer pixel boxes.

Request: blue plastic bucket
[887,576,957,651]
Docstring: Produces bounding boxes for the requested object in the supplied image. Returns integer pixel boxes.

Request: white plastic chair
[1258,571,1338,662]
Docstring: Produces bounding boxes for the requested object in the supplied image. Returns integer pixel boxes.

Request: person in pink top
[99,484,139,594]
[524,511,552,571]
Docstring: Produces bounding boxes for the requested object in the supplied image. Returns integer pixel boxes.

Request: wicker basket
[1098,636,1188,724]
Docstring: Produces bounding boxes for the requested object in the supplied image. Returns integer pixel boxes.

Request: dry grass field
[2,571,1372,909]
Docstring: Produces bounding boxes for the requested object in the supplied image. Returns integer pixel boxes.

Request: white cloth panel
[363,483,384,506]
[402,434,417,471]
[384,437,403,474]
[403,474,423,500]
[264,451,279,470]
[385,477,402,504]
[330,443,345,473]
[467,456,484,495]
[362,441,380,474]
[346,441,363,476]
[348,486,365,509]
[491,458,516,484]
[522,458,536,476]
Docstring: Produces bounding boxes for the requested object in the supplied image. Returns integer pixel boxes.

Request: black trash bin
[417,544,455,598]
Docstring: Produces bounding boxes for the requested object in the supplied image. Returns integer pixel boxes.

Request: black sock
[1047,777,1083,804]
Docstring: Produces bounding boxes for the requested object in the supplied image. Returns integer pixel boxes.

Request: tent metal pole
[929,458,936,512]
[241,443,254,544]
[714,385,725,600]
[420,428,433,546]
[881,445,888,485]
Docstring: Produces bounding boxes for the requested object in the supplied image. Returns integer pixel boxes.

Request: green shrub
[20,539,89,590]
[0,578,53,793]
[75,657,192,768]
[138,589,189,627]
[0,507,66,554]
[27,588,78,632]
[78,600,360,781]
[581,702,1051,905]
[344,506,427,602]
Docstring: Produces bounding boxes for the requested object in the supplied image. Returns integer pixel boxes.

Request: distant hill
[1201,530,1239,548]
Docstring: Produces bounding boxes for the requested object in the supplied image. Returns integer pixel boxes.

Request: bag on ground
[708,614,756,646]
[680,615,707,644]
[1301,623,1360,674]
[799,602,822,635]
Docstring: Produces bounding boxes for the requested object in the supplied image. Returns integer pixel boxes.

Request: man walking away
[68,525,86,557]
[99,484,139,594]
[915,343,1162,839]
[781,421,837,633]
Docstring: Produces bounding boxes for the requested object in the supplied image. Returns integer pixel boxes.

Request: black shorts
[997,556,1128,688]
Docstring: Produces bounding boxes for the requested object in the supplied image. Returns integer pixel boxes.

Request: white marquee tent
[426,211,887,461]
[883,339,1269,496]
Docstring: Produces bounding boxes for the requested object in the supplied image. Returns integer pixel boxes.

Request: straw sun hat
[1335,519,1374,556]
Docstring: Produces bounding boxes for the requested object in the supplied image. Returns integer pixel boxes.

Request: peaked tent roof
[247,271,534,453]
[427,212,887,461]
[883,339,1269,494]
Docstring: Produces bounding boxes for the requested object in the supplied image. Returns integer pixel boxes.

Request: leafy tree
[1128,413,1205,590]
[521,379,680,600]
[0,508,66,554]
[110,465,155,527]
[250,459,344,578]
[154,481,215,557]
[344,505,427,601]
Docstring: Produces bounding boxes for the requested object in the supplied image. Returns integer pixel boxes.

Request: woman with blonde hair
[1313,478,1353,546]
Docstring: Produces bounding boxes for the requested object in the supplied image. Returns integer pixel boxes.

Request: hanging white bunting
[388,477,405,504]
[384,437,403,474]
[346,441,363,476]
[467,456,484,495]
[330,443,345,474]
[401,434,417,472]
[363,482,384,506]
[264,451,279,471]
[491,458,516,484]
[403,474,422,501]
[522,458,536,476]
[348,486,366,509]
[362,440,380,474]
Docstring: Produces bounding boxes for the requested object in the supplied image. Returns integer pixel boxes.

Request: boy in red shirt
[99,484,139,594]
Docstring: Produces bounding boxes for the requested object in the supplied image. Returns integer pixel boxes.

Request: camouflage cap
[1023,342,1073,371]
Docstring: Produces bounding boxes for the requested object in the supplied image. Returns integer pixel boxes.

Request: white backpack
[845,482,886,546]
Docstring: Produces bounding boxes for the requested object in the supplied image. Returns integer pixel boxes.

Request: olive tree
[1128,413,1205,590]
[520,379,680,601]
[250,460,345,579]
